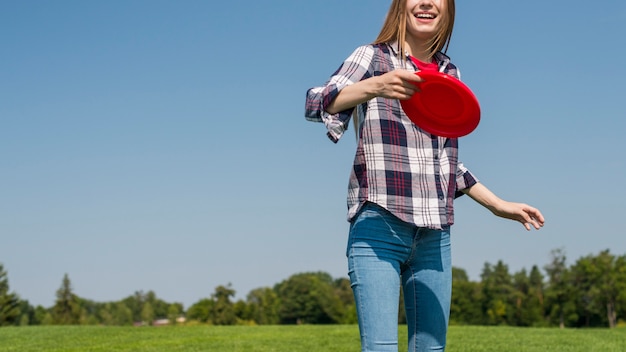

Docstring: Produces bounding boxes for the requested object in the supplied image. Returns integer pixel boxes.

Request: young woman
[305,0,544,351]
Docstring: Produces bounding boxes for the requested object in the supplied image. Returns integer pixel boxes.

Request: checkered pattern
[305,43,478,229]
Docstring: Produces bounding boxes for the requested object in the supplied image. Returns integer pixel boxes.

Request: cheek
[437,0,447,12]
[406,0,419,7]
[406,0,419,12]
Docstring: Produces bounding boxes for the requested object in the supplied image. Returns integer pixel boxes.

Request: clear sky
[2,1,625,309]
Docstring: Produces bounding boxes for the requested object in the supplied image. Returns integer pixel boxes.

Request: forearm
[461,182,503,214]
[326,77,380,114]
[326,69,423,114]
[462,182,545,230]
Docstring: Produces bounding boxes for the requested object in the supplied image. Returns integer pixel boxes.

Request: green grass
[0,325,625,351]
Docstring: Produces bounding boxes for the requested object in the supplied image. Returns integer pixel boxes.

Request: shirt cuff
[320,83,353,143]
[455,170,478,198]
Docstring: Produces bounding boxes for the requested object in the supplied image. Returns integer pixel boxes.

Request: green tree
[618,256,626,325]
[572,250,626,328]
[569,254,604,327]
[526,265,546,326]
[41,312,54,325]
[141,302,155,325]
[52,274,82,325]
[450,267,484,325]
[120,290,172,323]
[96,301,134,326]
[544,248,576,328]
[211,284,237,325]
[275,272,344,324]
[333,278,357,324]
[247,287,280,325]
[187,298,214,323]
[99,303,115,325]
[114,302,133,325]
[0,264,21,326]
[133,291,170,321]
[233,300,252,323]
[19,313,29,326]
[17,300,37,326]
[480,261,514,325]
[168,303,182,325]
[450,267,483,325]
[34,306,50,325]
[511,267,545,326]
[121,291,146,323]
[77,298,102,325]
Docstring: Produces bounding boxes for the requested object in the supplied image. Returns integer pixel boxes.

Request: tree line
[1,248,625,328]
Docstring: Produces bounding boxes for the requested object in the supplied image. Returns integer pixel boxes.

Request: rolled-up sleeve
[305,83,353,143]
[304,45,375,143]
[455,161,478,198]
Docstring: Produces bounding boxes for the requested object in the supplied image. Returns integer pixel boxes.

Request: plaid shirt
[305,42,478,229]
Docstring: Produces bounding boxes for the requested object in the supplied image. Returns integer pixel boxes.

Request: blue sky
[2,0,625,309]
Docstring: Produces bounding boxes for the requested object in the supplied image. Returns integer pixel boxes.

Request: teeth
[416,13,434,19]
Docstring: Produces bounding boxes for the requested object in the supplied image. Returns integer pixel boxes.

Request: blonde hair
[374,0,455,61]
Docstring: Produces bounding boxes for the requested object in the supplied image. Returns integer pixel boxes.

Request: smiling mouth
[415,13,436,19]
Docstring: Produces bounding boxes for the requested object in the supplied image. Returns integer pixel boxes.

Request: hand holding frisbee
[400,69,481,138]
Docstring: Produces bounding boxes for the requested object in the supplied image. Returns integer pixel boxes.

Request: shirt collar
[388,41,451,73]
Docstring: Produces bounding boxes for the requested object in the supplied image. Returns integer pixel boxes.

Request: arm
[305,45,423,142]
[326,69,424,114]
[462,182,545,231]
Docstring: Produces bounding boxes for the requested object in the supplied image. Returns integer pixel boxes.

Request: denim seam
[408,265,418,352]
[352,257,369,349]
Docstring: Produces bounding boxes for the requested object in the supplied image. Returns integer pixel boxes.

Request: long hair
[374,0,455,61]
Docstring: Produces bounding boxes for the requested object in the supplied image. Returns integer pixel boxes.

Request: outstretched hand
[491,201,545,231]
[463,183,545,231]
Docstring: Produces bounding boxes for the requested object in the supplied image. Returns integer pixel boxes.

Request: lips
[415,13,436,19]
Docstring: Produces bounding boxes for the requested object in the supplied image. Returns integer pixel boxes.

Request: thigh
[347,203,415,351]
[349,251,400,352]
[402,227,452,352]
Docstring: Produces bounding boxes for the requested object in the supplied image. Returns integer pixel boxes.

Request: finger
[524,207,545,228]
[524,206,545,221]
[525,216,543,230]
[519,212,537,231]
[532,216,544,228]
[533,210,545,225]
[528,219,541,230]
[404,85,420,95]
[517,216,532,230]
[399,70,425,83]
[408,74,425,83]
[397,86,419,100]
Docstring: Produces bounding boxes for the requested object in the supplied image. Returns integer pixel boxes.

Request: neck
[404,38,432,63]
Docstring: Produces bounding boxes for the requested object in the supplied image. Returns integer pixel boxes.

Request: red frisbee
[400,70,480,138]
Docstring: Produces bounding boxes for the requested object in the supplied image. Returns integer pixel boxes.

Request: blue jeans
[347,202,452,352]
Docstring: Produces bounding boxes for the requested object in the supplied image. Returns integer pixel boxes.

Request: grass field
[0,325,625,352]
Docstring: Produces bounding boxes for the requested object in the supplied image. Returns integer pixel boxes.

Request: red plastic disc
[400,70,481,138]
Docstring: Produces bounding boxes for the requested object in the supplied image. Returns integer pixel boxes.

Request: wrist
[364,76,383,100]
